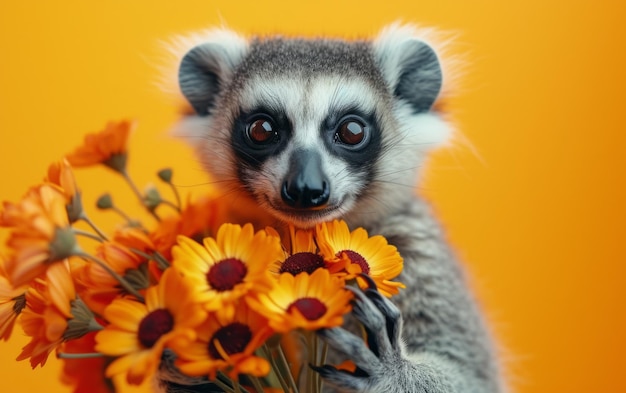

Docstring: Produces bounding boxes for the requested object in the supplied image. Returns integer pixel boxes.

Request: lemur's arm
[315,198,502,393]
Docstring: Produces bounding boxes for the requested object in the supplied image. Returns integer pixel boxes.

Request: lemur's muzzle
[281,150,330,209]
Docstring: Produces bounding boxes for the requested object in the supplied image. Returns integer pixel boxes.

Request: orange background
[1,1,624,392]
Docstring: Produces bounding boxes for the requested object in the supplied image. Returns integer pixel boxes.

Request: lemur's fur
[159,23,504,393]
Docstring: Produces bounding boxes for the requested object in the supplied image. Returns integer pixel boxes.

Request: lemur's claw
[316,283,408,392]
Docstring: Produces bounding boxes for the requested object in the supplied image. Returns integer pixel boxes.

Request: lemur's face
[230,75,385,228]
[176,26,447,228]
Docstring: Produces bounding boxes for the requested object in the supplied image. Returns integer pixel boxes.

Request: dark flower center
[12,293,26,315]
[138,308,174,348]
[338,250,370,274]
[280,252,325,275]
[208,322,252,360]
[206,258,248,292]
[287,297,328,321]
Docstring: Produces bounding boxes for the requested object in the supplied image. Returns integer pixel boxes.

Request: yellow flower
[171,223,284,319]
[173,302,273,380]
[247,268,353,332]
[17,263,76,368]
[95,268,206,385]
[65,120,133,172]
[316,220,405,297]
[275,226,326,276]
[0,185,78,287]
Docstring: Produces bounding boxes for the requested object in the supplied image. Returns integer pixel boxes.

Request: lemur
[158,23,504,393]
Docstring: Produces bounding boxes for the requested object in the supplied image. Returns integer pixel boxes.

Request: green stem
[57,352,105,359]
[79,214,109,241]
[312,332,319,393]
[249,375,265,393]
[110,205,138,227]
[263,345,290,393]
[278,343,300,393]
[168,182,182,211]
[152,251,171,269]
[212,377,235,393]
[73,229,105,243]
[318,339,328,392]
[76,252,144,302]
[121,170,160,222]
[159,199,181,214]
[129,248,170,270]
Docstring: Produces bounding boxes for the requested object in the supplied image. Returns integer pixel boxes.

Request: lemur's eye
[247,118,276,144]
[336,120,365,145]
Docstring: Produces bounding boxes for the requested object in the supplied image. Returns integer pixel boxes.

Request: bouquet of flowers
[0,120,405,393]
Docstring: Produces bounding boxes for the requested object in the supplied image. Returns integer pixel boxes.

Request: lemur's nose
[281,150,330,209]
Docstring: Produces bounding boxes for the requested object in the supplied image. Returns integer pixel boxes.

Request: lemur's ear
[178,30,249,115]
[374,24,443,113]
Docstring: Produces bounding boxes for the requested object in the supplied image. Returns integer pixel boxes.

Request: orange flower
[316,220,405,297]
[151,194,221,260]
[65,120,134,172]
[59,332,114,393]
[1,184,79,287]
[72,241,147,316]
[173,302,273,380]
[45,159,82,223]
[247,268,353,332]
[0,260,26,341]
[95,268,206,385]
[171,223,284,319]
[112,226,155,254]
[17,263,76,368]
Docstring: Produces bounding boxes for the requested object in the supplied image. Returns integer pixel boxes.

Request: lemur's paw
[314,275,409,392]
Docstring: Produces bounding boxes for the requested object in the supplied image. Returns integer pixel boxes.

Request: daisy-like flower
[173,302,273,381]
[247,268,353,333]
[151,194,221,261]
[72,240,147,316]
[17,262,96,368]
[0,260,26,341]
[0,184,79,287]
[316,220,405,297]
[59,332,113,393]
[45,159,82,223]
[95,268,206,385]
[65,120,133,172]
[276,226,325,276]
[171,223,284,319]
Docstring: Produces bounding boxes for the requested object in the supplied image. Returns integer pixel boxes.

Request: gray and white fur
[160,23,505,393]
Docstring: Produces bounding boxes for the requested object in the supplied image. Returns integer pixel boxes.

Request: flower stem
[318,339,328,392]
[76,252,144,302]
[249,376,265,393]
[79,213,109,241]
[129,248,170,270]
[212,377,235,393]
[160,199,181,214]
[57,352,105,359]
[278,343,300,393]
[168,182,182,211]
[262,345,290,393]
[120,169,161,222]
[73,229,105,243]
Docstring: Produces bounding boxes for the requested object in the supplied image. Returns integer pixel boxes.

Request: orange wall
[1,1,624,392]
